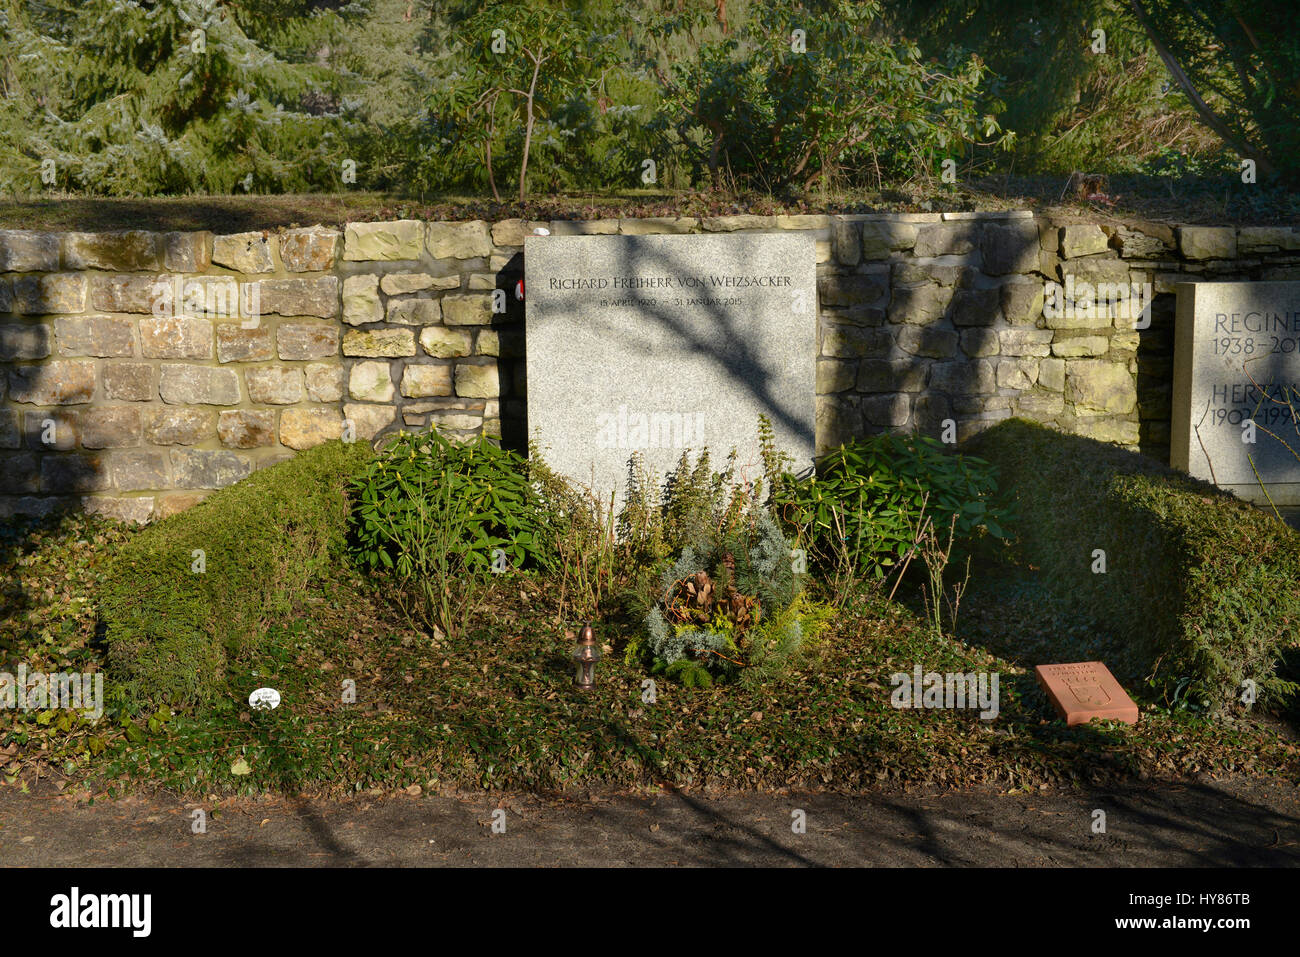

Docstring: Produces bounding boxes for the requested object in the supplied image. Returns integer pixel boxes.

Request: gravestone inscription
[1034,662,1139,726]
[1171,280,1300,505]
[525,233,816,501]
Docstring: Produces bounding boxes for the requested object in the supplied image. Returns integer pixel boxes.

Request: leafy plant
[649,0,1012,192]
[528,450,619,623]
[629,456,829,686]
[769,433,1009,580]
[349,429,559,579]
[431,0,618,200]
[0,0,364,195]
[1129,0,1300,184]
[618,446,769,568]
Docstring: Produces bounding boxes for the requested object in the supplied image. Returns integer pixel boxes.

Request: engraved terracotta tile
[1034,661,1139,726]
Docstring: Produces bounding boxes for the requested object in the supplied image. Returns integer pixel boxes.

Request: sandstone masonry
[3,214,1296,522]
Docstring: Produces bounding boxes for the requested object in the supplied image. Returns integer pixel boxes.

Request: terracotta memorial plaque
[1034,661,1139,726]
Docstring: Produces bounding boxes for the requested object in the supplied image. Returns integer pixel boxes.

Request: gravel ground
[2,775,1298,867]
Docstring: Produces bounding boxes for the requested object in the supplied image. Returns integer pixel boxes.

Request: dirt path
[2,775,1298,867]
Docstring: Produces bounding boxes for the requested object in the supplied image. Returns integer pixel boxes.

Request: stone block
[13,274,87,314]
[42,454,110,493]
[0,322,52,360]
[896,325,958,359]
[888,282,950,324]
[860,221,917,259]
[279,409,343,450]
[1058,224,1109,259]
[79,407,141,448]
[24,410,77,450]
[1179,226,1237,261]
[1065,360,1136,413]
[103,362,157,401]
[305,362,345,402]
[342,274,382,326]
[399,363,451,398]
[64,231,161,271]
[380,272,460,295]
[441,293,495,326]
[980,221,1039,274]
[171,448,252,488]
[256,277,339,318]
[344,220,425,261]
[0,230,59,271]
[999,328,1053,357]
[212,232,276,273]
[1051,335,1109,357]
[856,359,927,393]
[386,298,442,325]
[278,320,339,360]
[279,227,340,272]
[140,316,213,359]
[216,323,274,363]
[426,221,492,259]
[420,327,473,358]
[913,222,978,258]
[949,287,1000,327]
[350,361,396,401]
[159,365,240,405]
[245,366,304,404]
[113,449,171,492]
[928,359,997,395]
[55,316,134,357]
[342,328,415,357]
[342,403,396,440]
[144,407,211,445]
[163,232,212,272]
[8,361,95,404]
[218,409,276,449]
[453,362,498,398]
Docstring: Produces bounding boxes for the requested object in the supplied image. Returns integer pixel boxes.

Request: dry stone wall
[2,212,1297,522]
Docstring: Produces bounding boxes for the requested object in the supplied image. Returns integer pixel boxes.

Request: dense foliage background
[0,0,1293,196]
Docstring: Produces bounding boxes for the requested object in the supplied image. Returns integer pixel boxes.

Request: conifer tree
[1,0,366,195]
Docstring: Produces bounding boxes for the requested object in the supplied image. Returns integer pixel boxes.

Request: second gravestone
[1172,280,1300,505]
[525,232,816,501]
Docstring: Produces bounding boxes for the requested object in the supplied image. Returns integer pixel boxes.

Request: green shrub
[966,419,1300,714]
[349,429,559,577]
[621,445,831,687]
[617,447,762,570]
[769,432,1009,579]
[528,451,619,623]
[347,430,566,637]
[101,440,373,712]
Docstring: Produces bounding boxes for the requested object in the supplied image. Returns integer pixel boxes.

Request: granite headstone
[1171,280,1300,505]
[525,233,816,501]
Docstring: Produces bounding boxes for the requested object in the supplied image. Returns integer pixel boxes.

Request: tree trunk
[518,53,544,202]
[1128,0,1279,179]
